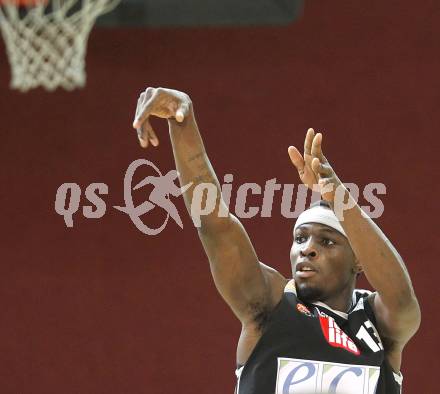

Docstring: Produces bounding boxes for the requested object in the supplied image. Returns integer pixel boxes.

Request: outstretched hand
[288,128,342,203]
[132,87,192,148]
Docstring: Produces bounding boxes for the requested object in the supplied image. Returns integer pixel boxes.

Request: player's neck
[320,285,354,313]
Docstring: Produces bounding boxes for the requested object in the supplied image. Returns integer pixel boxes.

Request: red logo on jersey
[319,316,360,355]
[296,303,312,317]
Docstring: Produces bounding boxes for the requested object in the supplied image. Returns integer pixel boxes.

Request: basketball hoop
[0,0,121,92]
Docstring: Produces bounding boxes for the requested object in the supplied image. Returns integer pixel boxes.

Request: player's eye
[295,235,306,244]
[322,238,335,246]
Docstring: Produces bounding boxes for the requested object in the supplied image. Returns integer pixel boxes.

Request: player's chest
[275,297,385,364]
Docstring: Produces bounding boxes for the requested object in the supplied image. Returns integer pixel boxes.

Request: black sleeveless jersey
[235,280,402,394]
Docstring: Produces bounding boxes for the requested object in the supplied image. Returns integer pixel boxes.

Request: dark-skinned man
[132,87,420,394]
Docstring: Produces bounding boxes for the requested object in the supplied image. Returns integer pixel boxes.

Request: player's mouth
[295,262,317,279]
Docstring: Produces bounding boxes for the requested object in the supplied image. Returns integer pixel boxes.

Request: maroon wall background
[0,1,438,393]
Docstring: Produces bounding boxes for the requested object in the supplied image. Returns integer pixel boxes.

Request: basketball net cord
[0,0,120,91]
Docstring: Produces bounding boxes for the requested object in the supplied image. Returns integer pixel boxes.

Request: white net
[0,0,121,92]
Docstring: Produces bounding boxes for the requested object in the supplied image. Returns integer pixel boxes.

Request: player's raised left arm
[288,129,420,370]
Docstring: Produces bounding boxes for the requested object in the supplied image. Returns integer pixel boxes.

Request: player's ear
[353,257,363,277]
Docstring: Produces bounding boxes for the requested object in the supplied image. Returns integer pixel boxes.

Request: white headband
[294,205,347,237]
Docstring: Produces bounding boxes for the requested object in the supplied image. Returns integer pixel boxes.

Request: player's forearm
[168,107,271,323]
[167,106,230,230]
[334,191,418,311]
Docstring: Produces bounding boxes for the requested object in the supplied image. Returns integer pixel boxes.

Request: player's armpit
[199,214,286,324]
[368,292,420,371]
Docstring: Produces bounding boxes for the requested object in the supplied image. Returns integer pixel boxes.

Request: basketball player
[132,87,420,394]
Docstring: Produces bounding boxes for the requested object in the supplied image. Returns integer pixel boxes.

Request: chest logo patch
[319,316,360,355]
[296,303,312,317]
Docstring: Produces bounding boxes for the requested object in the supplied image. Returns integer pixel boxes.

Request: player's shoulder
[259,262,288,307]
[259,262,288,284]
[351,288,378,319]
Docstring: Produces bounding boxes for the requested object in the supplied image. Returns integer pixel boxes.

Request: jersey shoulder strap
[350,288,377,325]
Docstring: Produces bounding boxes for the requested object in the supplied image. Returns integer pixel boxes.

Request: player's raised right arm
[133,87,285,323]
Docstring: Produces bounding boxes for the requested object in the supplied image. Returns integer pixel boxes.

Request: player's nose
[299,239,318,259]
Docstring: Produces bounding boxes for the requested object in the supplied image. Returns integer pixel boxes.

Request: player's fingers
[304,128,315,156]
[144,87,155,101]
[311,133,326,162]
[288,146,305,174]
[133,88,158,128]
[134,93,144,121]
[137,119,156,148]
[148,128,159,147]
[176,101,190,123]
[134,92,145,119]
[311,157,320,174]
[135,90,150,119]
[138,132,149,148]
